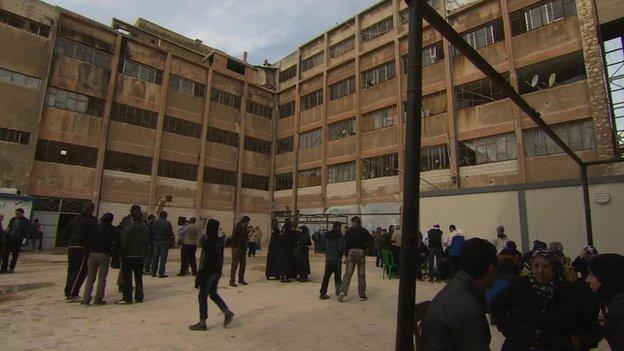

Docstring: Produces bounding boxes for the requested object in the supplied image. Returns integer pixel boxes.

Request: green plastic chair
[382,249,399,279]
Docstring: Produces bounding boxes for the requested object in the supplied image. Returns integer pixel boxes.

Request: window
[210,88,241,109]
[301,89,323,110]
[452,20,504,56]
[329,36,355,58]
[329,76,355,100]
[402,42,445,72]
[242,173,269,191]
[604,36,624,155]
[275,173,293,190]
[204,167,237,186]
[300,52,324,72]
[458,133,517,166]
[279,101,295,119]
[247,101,273,119]
[400,0,440,24]
[279,65,297,82]
[45,87,105,117]
[517,51,586,94]
[524,119,595,157]
[299,128,322,149]
[298,168,321,187]
[362,61,396,89]
[207,127,239,147]
[244,136,272,155]
[0,67,41,89]
[455,75,507,109]
[420,90,447,117]
[363,153,398,179]
[111,103,158,129]
[35,139,98,168]
[328,118,356,140]
[328,162,356,183]
[158,159,197,181]
[54,38,112,70]
[361,16,393,42]
[121,60,163,84]
[0,127,30,145]
[104,150,152,175]
[421,145,449,171]
[169,74,205,97]
[511,0,576,35]
[226,58,246,75]
[277,136,294,154]
[0,9,50,37]
[163,115,202,138]
[362,106,397,132]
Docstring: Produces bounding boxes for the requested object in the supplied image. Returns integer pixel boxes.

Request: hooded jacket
[65,212,98,247]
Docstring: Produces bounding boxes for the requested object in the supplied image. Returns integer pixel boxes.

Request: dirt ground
[0,250,609,351]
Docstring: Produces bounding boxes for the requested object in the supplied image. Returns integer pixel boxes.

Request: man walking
[151,211,174,278]
[30,219,44,252]
[338,216,371,302]
[229,216,250,287]
[1,209,31,273]
[64,202,98,301]
[424,224,446,283]
[178,217,199,276]
[116,208,150,305]
[82,213,116,306]
[319,222,344,300]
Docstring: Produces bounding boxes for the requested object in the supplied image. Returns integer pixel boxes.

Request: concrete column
[321,33,329,212]
[441,1,460,188]
[355,15,363,215]
[234,79,250,224]
[268,90,279,220]
[194,67,214,219]
[291,49,302,218]
[393,0,405,195]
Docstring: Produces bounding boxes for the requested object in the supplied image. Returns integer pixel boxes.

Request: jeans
[340,249,367,297]
[198,273,229,320]
[448,255,460,279]
[82,253,111,304]
[151,241,169,276]
[65,247,88,298]
[375,249,382,267]
[320,259,342,296]
[122,257,144,302]
[428,247,443,280]
[31,238,43,251]
[1,239,21,271]
[230,247,246,283]
[180,245,197,275]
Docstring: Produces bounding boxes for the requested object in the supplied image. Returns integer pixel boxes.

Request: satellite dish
[530,74,539,88]
[548,73,556,87]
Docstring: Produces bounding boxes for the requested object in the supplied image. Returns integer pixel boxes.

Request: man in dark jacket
[113,205,141,292]
[424,224,445,282]
[319,222,344,300]
[64,202,98,301]
[82,213,116,305]
[116,209,150,304]
[189,219,235,331]
[150,210,174,278]
[229,216,250,287]
[420,238,499,351]
[1,208,31,273]
[338,216,371,302]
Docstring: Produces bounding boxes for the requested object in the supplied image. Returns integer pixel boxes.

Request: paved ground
[0,250,609,351]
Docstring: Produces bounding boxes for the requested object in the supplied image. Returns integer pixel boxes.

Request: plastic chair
[382,249,399,279]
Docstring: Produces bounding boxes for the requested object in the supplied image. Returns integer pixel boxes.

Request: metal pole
[581,165,594,245]
[396,0,422,349]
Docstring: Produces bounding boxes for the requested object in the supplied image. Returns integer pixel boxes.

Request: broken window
[210,88,241,109]
[204,167,237,186]
[275,173,293,190]
[0,9,50,37]
[45,86,105,117]
[402,42,445,72]
[104,150,153,175]
[451,20,504,56]
[158,159,198,181]
[0,67,41,90]
[169,74,205,97]
[301,89,323,110]
[279,65,297,82]
[301,52,325,73]
[298,168,322,187]
[362,61,396,89]
[226,58,246,75]
[511,0,576,36]
[328,118,356,141]
[454,74,507,109]
[400,0,440,24]
[121,59,163,84]
[163,115,202,139]
[329,76,355,100]
[421,145,449,171]
[244,136,272,155]
[207,127,239,148]
[524,119,595,157]
[54,38,112,70]
[362,106,397,132]
[0,127,30,145]
[35,139,98,168]
[279,101,295,119]
[247,100,273,119]
[362,153,398,179]
[329,36,355,58]
[328,162,356,183]
[242,173,270,191]
[111,103,158,129]
[517,51,586,94]
[361,16,393,42]
[458,133,517,166]
[277,136,294,154]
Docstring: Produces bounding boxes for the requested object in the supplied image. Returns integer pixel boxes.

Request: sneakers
[65,296,82,303]
[337,292,346,302]
[93,301,107,306]
[229,282,237,287]
[238,281,248,286]
[223,311,235,328]
[359,295,368,301]
[81,296,91,306]
[115,299,131,305]
[189,322,207,331]
[319,294,330,300]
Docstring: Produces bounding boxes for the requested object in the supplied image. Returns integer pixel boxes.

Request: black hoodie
[66,212,98,247]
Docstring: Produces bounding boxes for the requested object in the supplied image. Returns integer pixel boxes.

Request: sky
[45,0,377,64]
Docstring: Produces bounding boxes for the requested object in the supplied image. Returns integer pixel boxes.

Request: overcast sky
[45,0,376,64]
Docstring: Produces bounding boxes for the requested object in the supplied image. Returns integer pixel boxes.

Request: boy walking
[319,222,344,300]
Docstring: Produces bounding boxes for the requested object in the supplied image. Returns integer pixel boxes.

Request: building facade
[0,0,622,252]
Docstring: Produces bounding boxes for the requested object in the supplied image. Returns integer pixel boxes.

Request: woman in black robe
[278,223,299,283]
[265,223,281,280]
[296,226,312,282]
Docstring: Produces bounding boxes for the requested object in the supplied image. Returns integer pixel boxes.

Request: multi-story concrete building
[0,0,622,253]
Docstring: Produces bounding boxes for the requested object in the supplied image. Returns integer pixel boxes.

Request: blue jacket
[447,234,465,257]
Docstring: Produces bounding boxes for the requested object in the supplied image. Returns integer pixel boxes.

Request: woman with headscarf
[572,246,598,284]
[265,221,281,280]
[490,249,602,351]
[587,253,624,351]
[189,219,234,331]
[296,226,312,282]
[278,223,299,283]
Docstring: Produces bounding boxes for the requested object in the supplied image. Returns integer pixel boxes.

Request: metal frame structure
[397,0,624,349]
